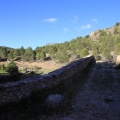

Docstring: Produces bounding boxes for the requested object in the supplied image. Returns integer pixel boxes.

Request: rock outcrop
[116,55,120,64]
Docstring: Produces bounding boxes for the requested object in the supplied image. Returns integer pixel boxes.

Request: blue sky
[0,0,120,49]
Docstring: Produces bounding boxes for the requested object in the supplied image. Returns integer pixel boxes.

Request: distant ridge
[0,46,14,49]
[0,22,120,62]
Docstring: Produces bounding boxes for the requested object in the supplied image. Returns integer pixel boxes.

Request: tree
[115,22,120,26]
[0,64,5,72]
[85,35,90,38]
[8,51,14,60]
[55,51,69,63]
[80,48,89,58]
[6,61,18,75]
[40,51,46,60]
[36,52,41,60]
[102,46,110,59]
[99,30,106,36]
[0,48,8,58]
[14,49,21,57]
[49,46,57,55]
[19,46,25,56]
[22,47,35,61]
[35,46,42,53]
[114,27,119,34]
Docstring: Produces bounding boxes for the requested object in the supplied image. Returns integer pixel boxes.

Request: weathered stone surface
[45,94,65,108]
[0,55,95,105]
[59,117,74,120]
[116,55,120,64]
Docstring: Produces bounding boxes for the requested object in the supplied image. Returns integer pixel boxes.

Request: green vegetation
[21,47,35,61]
[0,64,92,120]
[6,61,18,75]
[0,22,120,63]
[0,64,6,73]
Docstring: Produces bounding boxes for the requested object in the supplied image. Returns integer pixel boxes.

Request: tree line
[0,22,120,63]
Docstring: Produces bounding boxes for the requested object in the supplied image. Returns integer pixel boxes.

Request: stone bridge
[0,55,95,106]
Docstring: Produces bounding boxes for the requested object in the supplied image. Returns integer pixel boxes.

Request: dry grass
[0,60,66,74]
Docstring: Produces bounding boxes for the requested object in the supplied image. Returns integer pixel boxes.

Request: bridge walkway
[47,62,120,120]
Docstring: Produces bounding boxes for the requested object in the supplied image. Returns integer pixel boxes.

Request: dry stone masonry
[0,55,95,106]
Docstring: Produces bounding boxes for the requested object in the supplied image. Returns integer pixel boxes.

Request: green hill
[0,22,120,63]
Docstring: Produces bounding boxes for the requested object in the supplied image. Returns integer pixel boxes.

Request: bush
[55,52,69,63]
[80,48,89,58]
[0,64,6,72]
[6,61,18,75]
[115,22,120,26]
[114,27,119,34]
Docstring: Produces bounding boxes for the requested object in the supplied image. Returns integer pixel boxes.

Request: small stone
[45,94,64,109]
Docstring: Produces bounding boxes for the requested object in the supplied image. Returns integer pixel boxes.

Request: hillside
[88,22,120,60]
[89,22,120,41]
[0,22,120,63]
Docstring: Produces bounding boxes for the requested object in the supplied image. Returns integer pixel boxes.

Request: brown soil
[0,60,66,74]
[16,60,65,69]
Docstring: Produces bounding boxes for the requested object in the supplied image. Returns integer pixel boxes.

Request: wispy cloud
[91,19,98,23]
[81,24,92,30]
[63,28,69,33]
[42,18,58,23]
[72,15,79,23]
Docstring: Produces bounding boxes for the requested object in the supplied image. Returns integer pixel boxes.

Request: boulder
[45,94,64,109]
[116,55,120,64]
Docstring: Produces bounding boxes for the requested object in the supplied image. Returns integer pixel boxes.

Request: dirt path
[43,62,120,120]
[0,61,120,120]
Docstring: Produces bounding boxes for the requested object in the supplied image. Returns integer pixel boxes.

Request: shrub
[6,61,18,75]
[115,22,120,26]
[55,52,69,63]
[0,64,6,71]
[114,27,119,34]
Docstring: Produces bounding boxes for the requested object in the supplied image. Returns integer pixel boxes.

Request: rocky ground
[0,61,120,120]
[40,62,120,120]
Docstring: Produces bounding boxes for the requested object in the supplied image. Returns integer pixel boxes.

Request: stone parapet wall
[0,55,95,106]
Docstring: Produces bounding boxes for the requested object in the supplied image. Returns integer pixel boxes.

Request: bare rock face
[45,94,64,109]
[116,55,120,64]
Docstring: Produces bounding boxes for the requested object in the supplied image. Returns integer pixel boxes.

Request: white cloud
[72,15,79,23]
[81,24,92,30]
[92,19,98,23]
[63,28,69,33]
[43,18,58,23]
